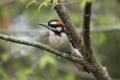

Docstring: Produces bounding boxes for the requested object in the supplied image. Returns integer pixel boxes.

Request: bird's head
[39,19,65,36]
[48,19,64,33]
[48,19,62,27]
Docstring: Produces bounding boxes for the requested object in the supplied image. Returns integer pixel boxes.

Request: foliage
[26,0,58,9]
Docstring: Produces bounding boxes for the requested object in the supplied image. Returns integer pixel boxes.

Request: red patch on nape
[56,20,62,26]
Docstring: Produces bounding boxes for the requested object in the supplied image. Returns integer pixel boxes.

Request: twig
[82,2,112,80]
[0,33,84,65]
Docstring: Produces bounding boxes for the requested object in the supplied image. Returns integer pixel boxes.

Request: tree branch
[54,0,83,49]
[82,2,92,61]
[82,2,112,80]
[0,33,84,65]
[54,0,112,80]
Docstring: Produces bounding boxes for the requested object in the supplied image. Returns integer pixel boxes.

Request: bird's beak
[39,23,51,30]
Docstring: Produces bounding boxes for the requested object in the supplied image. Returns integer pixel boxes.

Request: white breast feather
[49,31,70,50]
[49,31,82,57]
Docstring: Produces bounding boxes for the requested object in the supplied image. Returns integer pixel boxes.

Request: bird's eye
[48,21,57,28]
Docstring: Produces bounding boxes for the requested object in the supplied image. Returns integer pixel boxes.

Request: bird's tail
[72,49,89,73]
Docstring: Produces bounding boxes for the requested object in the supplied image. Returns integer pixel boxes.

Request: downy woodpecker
[40,19,89,73]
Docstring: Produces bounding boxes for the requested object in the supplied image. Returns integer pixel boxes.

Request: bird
[39,19,89,73]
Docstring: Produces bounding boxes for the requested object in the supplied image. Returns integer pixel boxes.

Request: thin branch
[82,2,112,80]
[0,33,84,65]
[82,2,92,60]
[83,2,92,55]
[0,33,96,76]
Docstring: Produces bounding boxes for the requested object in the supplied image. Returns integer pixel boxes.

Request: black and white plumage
[48,19,82,57]
[40,19,89,73]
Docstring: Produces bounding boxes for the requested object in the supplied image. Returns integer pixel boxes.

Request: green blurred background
[0,0,120,80]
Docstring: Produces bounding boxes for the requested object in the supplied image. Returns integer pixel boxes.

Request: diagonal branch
[0,33,84,65]
[54,0,83,49]
[0,33,95,76]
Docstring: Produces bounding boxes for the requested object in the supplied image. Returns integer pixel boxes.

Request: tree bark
[54,0,112,80]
